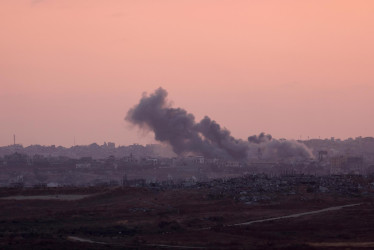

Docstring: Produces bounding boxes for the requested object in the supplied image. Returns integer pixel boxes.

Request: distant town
[0,136,373,188]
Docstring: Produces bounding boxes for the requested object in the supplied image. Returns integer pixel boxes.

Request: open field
[0,183,374,249]
[0,186,373,249]
[0,194,99,201]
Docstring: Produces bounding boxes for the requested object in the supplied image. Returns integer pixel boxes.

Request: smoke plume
[248,133,272,144]
[126,88,313,161]
[247,133,313,160]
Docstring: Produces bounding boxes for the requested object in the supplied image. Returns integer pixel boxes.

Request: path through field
[232,203,361,226]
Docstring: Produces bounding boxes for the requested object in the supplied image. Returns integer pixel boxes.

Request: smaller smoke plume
[247,133,313,160]
[248,133,272,144]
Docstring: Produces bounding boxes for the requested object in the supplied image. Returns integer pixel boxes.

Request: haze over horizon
[1,0,373,147]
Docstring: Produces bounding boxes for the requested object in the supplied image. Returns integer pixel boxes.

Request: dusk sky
[1,0,373,147]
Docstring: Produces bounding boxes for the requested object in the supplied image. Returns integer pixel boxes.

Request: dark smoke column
[126,88,248,160]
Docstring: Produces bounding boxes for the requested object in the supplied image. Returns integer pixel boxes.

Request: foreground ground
[0,185,373,249]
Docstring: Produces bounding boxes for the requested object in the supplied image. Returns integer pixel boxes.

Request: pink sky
[1,0,373,147]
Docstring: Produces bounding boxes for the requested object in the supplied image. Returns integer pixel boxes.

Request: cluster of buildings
[199,174,374,203]
[0,137,374,188]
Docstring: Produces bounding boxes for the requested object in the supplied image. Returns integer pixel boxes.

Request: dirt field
[0,194,99,201]
[0,186,373,249]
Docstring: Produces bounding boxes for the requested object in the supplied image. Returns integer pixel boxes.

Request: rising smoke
[265,139,313,159]
[248,132,272,144]
[126,88,313,161]
[247,133,313,160]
